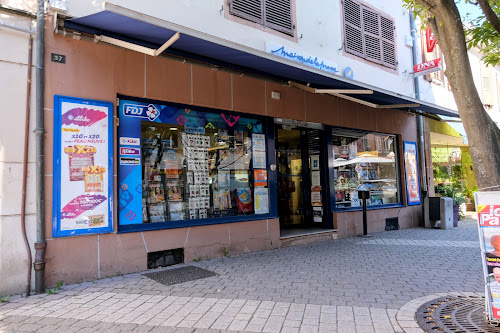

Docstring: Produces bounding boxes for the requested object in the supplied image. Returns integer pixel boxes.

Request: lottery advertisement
[403,141,421,205]
[117,98,265,226]
[475,192,500,322]
[53,96,113,237]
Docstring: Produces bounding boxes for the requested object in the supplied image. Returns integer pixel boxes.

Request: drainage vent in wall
[147,248,184,269]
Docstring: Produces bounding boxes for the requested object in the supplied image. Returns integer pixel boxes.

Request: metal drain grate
[415,295,500,332]
[144,265,217,286]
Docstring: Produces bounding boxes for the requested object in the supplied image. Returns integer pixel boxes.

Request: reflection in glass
[332,130,399,208]
[140,116,264,223]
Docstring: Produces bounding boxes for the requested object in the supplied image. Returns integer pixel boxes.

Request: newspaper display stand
[475,191,500,324]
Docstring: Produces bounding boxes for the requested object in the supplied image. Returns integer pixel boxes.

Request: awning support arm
[315,89,373,95]
[288,81,419,109]
[154,32,180,56]
[288,81,373,95]
[95,32,180,57]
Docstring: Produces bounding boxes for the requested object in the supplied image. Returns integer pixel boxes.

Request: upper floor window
[343,0,397,69]
[229,0,294,36]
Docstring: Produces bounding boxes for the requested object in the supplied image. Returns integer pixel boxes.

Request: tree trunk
[416,0,500,191]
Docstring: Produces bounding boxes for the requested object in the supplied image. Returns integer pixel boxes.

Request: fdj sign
[479,205,500,226]
[123,103,160,121]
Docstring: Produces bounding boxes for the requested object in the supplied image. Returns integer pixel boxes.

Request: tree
[404,0,500,191]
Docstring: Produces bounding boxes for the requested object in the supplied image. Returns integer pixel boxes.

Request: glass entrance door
[276,126,329,229]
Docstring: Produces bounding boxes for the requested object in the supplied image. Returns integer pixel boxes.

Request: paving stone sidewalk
[0,215,485,332]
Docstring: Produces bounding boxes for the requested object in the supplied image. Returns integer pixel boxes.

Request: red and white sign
[426,26,436,53]
[413,58,442,77]
[475,192,500,323]
[479,205,500,227]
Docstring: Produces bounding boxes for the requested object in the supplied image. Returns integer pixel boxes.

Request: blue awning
[63,3,459,118]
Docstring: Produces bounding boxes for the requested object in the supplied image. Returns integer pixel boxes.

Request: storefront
[43,8,451,286]
[110,97,405,236]
[117,98,275,231]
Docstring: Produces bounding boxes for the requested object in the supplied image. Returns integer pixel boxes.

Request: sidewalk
[0,215,484,332]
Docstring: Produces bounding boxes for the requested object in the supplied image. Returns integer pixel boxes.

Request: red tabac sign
[426,26,437,52]
[413,58,442,77]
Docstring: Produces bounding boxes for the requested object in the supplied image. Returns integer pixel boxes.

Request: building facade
[0,0,458,295]
[0,0,37,295]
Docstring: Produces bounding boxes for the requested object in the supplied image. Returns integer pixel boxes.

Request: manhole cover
[415,295,500,332]
[144,266,217,286]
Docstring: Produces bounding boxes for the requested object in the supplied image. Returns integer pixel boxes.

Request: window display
[118,98,268,226]
[332,130,399,208]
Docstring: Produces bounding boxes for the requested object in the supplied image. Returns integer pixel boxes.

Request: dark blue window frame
[117,95,278,234]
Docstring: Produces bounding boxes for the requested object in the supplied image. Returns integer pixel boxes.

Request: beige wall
[0,0,37,13]
[43,14,421,287]
[0,10,37,296]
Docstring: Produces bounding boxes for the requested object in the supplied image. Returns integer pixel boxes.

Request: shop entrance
[276,123,332,236]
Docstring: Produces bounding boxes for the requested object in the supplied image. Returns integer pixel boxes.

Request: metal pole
[410,12,428,195]
[362,197,367,236]
[34,0,46,294]
[22,35,34,297]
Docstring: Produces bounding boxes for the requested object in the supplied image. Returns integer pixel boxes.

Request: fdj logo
[479,205,500,226]
[123,103,160,121]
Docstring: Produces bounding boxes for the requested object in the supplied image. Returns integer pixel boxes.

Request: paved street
[0,214,486,332]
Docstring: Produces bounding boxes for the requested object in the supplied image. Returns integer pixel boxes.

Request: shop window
[229,0,295,36]
[118,98,270,228]
[343,0,396,69]
[332,129,399,209]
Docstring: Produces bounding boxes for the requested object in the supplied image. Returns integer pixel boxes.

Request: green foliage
[222,245,232,257]
[466,10,500,66]
[402,0,431,23]
[0,295,11,303]
[435,183,466,206]
[193,255,211,262]
[46,281,63,295]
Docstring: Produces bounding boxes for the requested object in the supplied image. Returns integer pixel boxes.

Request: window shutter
[229,0,264,25]
[343,0,396,69]
[496,72,500,104]
[362,7,382,64]
[343,0,364,57]
[264,0,294,36]
[481,65,494,105]
[380,15,396,68]
[431,46,444,83]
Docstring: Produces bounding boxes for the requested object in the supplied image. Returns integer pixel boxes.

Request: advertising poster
[252,133,267,169]
[252,134,266,152]
[311,155,320,170]
[254,169,267,187]
[53,96,113,237]
[475,192,500,322]
[254,187,269,214]
[403,141,421,205]
[253,151,267,169]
